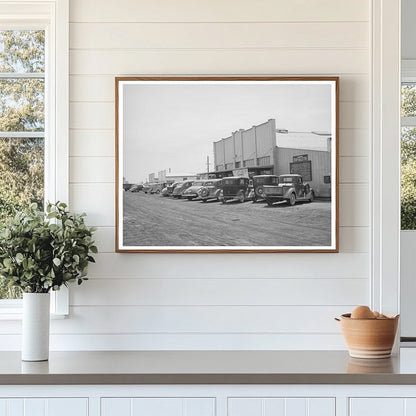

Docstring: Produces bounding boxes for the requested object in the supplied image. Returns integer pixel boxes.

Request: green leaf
[52,258,61,266]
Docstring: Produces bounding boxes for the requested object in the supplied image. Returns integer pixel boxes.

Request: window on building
[401,81,416,230]
[243,159,254,167]
[0,0,68,314]
[257,156,270,166]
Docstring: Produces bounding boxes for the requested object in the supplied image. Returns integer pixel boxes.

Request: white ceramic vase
[22,292,50,361]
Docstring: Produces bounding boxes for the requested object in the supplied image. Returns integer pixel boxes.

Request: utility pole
[206,155,210,173]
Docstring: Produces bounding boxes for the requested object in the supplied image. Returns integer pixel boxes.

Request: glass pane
[0,78,44,131]
[401,127,416,230]
[0,30,45,73]
[401,83,416,117]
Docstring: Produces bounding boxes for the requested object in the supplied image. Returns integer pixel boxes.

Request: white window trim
[371,0,401,321]
[0,0,69,317]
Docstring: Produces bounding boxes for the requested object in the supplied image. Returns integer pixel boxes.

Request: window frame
[0,0,69,316]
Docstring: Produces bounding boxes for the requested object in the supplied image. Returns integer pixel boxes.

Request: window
[257,156,270,166]
[401,76,416,230]
[243,159,254,167]
[0,1,69,314]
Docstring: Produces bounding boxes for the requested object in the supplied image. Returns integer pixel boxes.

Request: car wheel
[309,191,314,202]
[237,190,245,203]
[288,193,296,206]
[187,196,193,201]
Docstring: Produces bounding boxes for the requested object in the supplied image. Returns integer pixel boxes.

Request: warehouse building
[212,118,332,197]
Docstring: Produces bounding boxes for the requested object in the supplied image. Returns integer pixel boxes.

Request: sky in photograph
[122,82,332,183]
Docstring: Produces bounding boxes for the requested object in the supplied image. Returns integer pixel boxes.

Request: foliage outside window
[0,30,45,299]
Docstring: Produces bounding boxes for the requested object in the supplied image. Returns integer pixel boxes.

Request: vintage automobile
[142,183,151,193]
[129,184,143,192]
[249,175,279,202]
[220,176,250,203]
[161,181,181,197]
[197,179,223,202]
[149,182,165,194]
[182,180,206,200]
[172,180,194,198]
[262,174,314,206]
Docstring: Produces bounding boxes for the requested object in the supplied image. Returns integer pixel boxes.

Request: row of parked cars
[131,174,315,206]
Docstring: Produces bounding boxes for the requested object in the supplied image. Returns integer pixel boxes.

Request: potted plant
[0,202,97,361]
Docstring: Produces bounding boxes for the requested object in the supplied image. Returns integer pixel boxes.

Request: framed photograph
[116,77,339,253]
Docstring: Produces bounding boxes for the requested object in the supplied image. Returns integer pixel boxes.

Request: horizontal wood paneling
[70,49,368,76]
[339,227,369,252]
[70,278,367,306]
[339,156,369,183]
[50,306,353,334]
[69,130,115,157]
[69,183,114,226]
[0,333,347,350]
[86,252,369,279]
[69,157,114,183]
[70,74,369,103]
[69,0,369,23]
[339,184,369,227]
[17,0,372,352]
[339,129,369,157]
[70,22,368,50]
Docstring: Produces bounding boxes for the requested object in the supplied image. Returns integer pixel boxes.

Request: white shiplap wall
[49,0,371,350]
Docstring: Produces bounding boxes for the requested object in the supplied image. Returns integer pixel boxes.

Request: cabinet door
[0,398,88,416]
[228,398,335,416]
[350,398,416,416]
[101,397,215,416]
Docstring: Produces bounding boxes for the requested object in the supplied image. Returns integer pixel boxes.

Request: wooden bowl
[337,313,399,359]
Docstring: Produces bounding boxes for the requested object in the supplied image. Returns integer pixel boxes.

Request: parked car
[172,180,194,198]
[123,183,133,191]
[129,184,143,192]
[182,180,206,200]
[197,179,223,202]
[149,182,166,194]
[262,174,314,206]
[249,175,279,202]
[220,177,250,203]
[142,183,151,193]
[162,181,181,197]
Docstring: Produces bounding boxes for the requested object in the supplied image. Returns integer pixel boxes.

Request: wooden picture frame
[116,77,339,253]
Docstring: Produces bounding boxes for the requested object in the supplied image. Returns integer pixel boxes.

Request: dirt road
[123,192,332,247]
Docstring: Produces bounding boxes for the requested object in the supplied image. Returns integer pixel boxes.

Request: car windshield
[192,181,204,186]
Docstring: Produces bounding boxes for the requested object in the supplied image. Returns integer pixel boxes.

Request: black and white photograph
[116,77,338,252]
